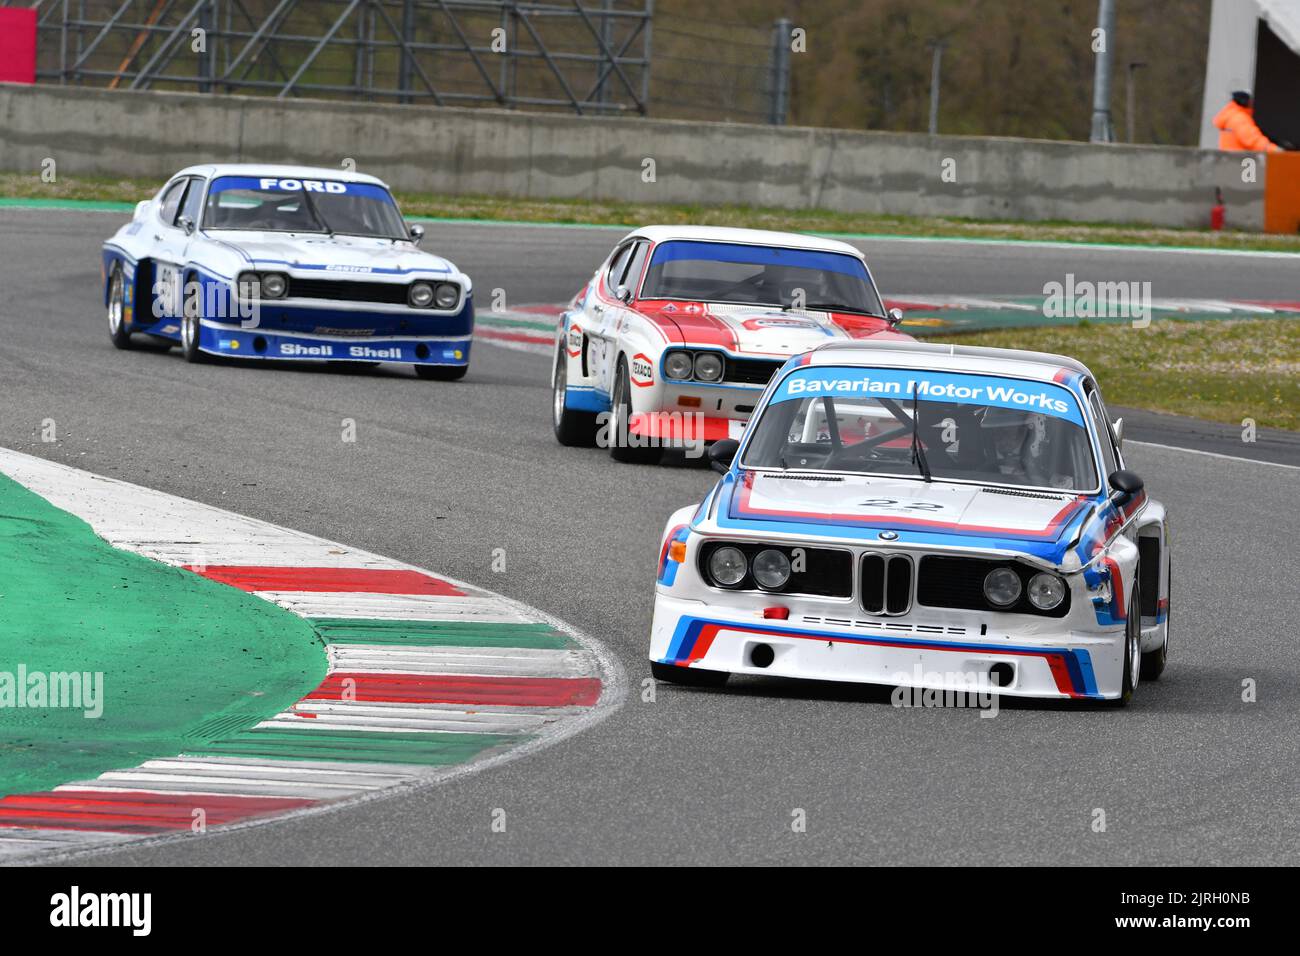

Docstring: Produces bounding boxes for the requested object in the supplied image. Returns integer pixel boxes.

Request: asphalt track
[2,208,1298,865]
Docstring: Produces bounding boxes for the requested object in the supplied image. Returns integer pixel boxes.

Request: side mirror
[708,439,740,474]
[615,285,632,303]
[408,223,425,245]
[1107,469,1144,503]
[1111,417,1124,450]
[887,307,904,327]
[134,200,150,220]
[177,215,195,235]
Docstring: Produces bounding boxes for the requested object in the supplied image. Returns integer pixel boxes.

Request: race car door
[149,176,204,324]
[599,237,650,392]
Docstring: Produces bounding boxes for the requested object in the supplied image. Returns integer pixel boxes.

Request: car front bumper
[197,321,471,366]
[649,594,1124,700]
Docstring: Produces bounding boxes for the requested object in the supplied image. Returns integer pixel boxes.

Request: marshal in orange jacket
[1213,100,1281,152]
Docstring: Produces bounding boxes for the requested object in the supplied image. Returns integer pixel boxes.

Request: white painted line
[129,755,423,777]
[1126,440,1300,471]
[289,699,588,719]
[324,644,595,678]
[834,232,1300,260]
[72,771,390,794]
[261,712,549,734]
[0,829,134,856]
[128,757,417,783]
[259,590,534,623]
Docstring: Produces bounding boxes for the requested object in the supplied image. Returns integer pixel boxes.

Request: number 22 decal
[859,498,945,512]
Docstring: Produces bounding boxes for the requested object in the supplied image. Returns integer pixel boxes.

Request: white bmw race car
[551,225,910,462]
[650,340,1171,705]
[101,164,473,379]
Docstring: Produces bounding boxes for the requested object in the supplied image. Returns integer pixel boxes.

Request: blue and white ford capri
[101,164,473,379]
[650,340,1171,705]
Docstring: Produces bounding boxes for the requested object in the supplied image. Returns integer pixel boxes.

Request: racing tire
[552,345,598,446]
[650,661,730,688]
[1111,582,1142,707]
[1140,559,1169,681]
[180,276,207,364]
[106,265,132,350]
[609,358,661,465]
[415,364,468,381]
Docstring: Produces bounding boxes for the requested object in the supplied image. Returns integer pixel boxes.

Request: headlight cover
[259,272,288,299]
[1027,572,1067,610]
[694,352,724,382]
[983,567,1023,607]
[409,281,435,308]
[237,271,261,300]
[708,546,748,588]
[434,283,460,310]
[752,549,792,590]
[664,351,694,380]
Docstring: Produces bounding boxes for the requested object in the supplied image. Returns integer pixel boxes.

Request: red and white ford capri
[550,225,911,463]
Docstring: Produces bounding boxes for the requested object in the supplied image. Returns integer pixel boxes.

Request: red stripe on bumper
[184,566,466,596]
[308,673,601,707]
[628,413,734,442]
[0,790,316,834]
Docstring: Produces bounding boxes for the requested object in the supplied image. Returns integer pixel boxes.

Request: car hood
[711,470,1095,560]
[206,232,458,276]
[636,300,907,355]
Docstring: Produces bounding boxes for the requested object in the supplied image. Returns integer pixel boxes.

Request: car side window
[605,242,634,291]
[1087,388,1119,479]
[158,179,187,227]
[620,241,649,297]
[178,177,205,229]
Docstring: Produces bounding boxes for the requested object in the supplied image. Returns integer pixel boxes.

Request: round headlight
[434,283,460,310]
[1027,572,1066,610]
[694,352,724,382]
[983,567,1023,607]
[408,282,435,308]
[708,546,748,588]
[752,549,791,590]
[664,351,694,380]
[237,272,260,300]
[260,273,287,299]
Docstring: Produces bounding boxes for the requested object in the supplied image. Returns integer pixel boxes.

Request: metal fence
[19,0,654,115]
[8,0,793,122]
[652,12,789,125]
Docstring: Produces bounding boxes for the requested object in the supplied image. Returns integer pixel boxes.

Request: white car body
[551,225,909,452]
[650,340,1171,703]
[101,164,474,375]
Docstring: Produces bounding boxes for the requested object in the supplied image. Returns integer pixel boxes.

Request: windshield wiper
[793,301,884,318]
[298,190,333,237]
[910,388,932,482]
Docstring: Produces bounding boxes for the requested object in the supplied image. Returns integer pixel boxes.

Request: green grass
[0,472,326,796]
[3,171,1299,253]
[930,318,1300,431]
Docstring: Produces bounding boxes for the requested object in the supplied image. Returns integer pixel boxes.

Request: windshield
[639,240,884,315]
[204,176,407,238]
[741,366,1099,492]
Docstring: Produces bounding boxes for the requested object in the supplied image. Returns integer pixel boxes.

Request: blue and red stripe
[661,616,1100,698]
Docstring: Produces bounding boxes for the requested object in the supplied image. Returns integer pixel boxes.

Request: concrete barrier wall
[0,83,1267,230]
